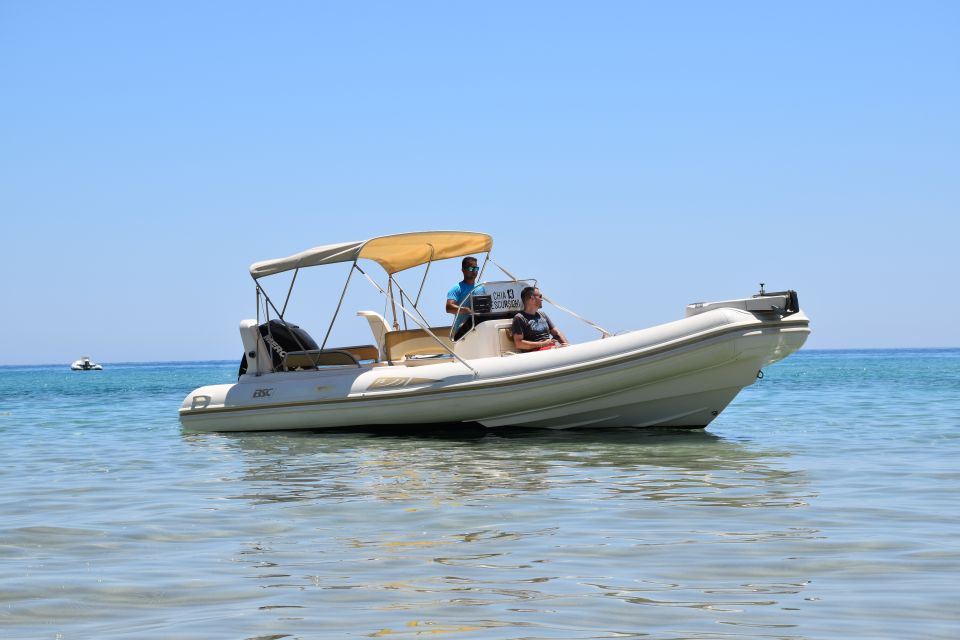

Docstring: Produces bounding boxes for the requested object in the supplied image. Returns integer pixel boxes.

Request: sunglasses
[463,266,480,272]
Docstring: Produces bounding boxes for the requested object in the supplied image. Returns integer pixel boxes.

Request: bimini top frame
[249,231,493,279]
[245,230,608,376]
[247,231,494,375]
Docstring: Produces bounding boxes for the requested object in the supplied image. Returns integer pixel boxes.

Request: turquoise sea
[1,349,958,639]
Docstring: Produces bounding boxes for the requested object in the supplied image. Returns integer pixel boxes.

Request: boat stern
[179,383,234,424]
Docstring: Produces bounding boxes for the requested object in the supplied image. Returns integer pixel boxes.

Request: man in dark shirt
[512,286,569,352]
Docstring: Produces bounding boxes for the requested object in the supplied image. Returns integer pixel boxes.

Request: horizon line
[3,346,960,368]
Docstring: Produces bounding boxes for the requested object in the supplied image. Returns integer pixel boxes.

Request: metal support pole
[320,262,357,350]
[388,277,400,330]
[280,268,299,318]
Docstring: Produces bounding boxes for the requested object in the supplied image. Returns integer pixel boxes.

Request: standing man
[512,286,569,351]
[446,256,485,337]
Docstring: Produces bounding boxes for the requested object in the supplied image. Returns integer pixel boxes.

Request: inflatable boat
[71,356,102,371]
[179,231,810,432]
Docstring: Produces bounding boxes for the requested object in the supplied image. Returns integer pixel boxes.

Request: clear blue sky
[2,1,957,365]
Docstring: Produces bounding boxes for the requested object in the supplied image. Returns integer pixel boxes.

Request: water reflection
[179,429,818,638]
[183,428,810,510]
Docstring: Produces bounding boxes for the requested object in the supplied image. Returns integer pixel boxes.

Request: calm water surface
[1,350,958,639]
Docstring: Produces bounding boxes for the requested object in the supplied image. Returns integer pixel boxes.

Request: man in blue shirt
[446,256,485,337]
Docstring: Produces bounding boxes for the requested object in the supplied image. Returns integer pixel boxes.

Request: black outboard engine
[238,319,320,377]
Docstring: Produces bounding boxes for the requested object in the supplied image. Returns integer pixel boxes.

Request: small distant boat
[71,357,102,371]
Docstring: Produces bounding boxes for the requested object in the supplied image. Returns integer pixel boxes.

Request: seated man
[446,256,485,338]
[512,286,569,351]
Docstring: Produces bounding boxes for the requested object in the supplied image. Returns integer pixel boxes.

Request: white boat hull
[180,307,809,432]
[71,359,102,371]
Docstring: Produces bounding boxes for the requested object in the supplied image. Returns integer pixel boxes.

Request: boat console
[452,280,533,340]
[452,303,516,340]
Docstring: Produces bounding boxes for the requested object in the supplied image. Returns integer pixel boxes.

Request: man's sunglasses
[463,266,480,272]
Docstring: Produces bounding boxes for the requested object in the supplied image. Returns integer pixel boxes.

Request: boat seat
[357,311,391,359]
[340,344,379,362]
[282,345,378,370]
[498,327,519,356]
[384,327,453,363]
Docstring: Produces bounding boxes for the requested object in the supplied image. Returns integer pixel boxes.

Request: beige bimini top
[249,231,493,278]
